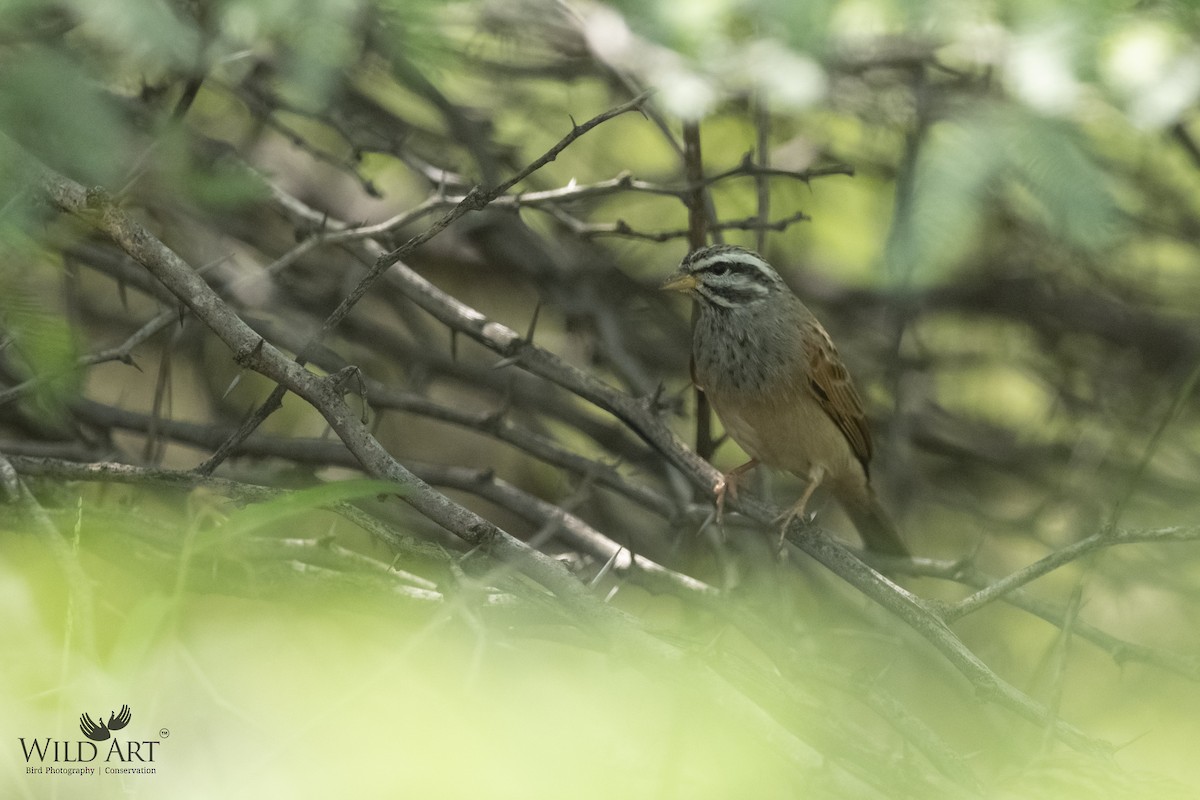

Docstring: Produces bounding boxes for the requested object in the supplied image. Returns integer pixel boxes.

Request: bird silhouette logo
[79,705,132,741]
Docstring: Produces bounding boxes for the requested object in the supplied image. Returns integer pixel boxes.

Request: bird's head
[660,245,786,310]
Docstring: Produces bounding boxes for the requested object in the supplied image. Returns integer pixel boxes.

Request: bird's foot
[712,459,758,522]
[774,501,810,549]
[775,465,824,548]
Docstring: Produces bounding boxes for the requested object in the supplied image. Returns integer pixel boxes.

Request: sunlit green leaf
[0,246,81,422]
[0,46,129,184]
[887,103,1119,283]
[204,479,408,545]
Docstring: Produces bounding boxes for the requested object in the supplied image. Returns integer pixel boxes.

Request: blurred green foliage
[3,0,1200,797]
[887,105,1120,283]
[3,489,1197,799]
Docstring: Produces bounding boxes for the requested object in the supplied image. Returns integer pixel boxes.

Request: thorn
[649,381,666,410]
[524,300,542,343]
[589,547,624,588]
[491,354,521,369]
[221,372,242,400]
[457,544,483,564]
[329,365,359,389]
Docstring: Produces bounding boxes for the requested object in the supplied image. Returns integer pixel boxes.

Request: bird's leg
[776,464,826,546]
[713,459,759,521]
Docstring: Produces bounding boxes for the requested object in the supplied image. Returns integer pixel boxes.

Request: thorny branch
[195,91,656,474]
[20,137,1110,755]
[4,60,1198,783]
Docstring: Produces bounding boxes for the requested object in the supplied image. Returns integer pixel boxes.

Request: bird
[661,244,909,557]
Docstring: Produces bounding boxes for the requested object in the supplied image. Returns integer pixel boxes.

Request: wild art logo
[19,704,164,777]
[80,705,131,741]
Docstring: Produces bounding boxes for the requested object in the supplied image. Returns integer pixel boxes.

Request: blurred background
[2,0,1200,797]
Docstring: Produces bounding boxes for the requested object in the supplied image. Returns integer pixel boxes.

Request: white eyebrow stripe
[690,250,768,271]
[687,249,776,282]
[691,244,763,266]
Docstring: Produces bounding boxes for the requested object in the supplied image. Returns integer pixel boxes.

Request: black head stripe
[680,246,784,308]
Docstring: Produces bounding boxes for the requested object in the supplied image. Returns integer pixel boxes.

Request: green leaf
[1002,113,1120,249]
[0,46,129,185]
[198,479,409,550]
[887,103,1119,284]
[0,248,82,422]
[885,114,1003,283]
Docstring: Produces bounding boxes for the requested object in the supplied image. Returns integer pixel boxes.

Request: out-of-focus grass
[3,485,1199,799]
[1,491,811,799]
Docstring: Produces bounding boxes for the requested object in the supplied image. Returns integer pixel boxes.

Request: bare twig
[895,555,1200,681]
[682,121,716,463]
[196,91,653,475]
[546,209,811,241]
[944,526,1200,622]
[753,96,771,253]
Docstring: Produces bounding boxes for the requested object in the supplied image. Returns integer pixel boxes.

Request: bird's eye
[709,264,729,277]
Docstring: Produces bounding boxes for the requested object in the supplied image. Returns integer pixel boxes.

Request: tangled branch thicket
[3,1,1200,795]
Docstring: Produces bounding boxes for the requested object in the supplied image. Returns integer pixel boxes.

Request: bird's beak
[660,272,698,293]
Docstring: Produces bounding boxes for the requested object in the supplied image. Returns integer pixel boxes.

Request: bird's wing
[804,321,873,473]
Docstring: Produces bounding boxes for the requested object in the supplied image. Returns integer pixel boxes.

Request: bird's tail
[838,484,909,557]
